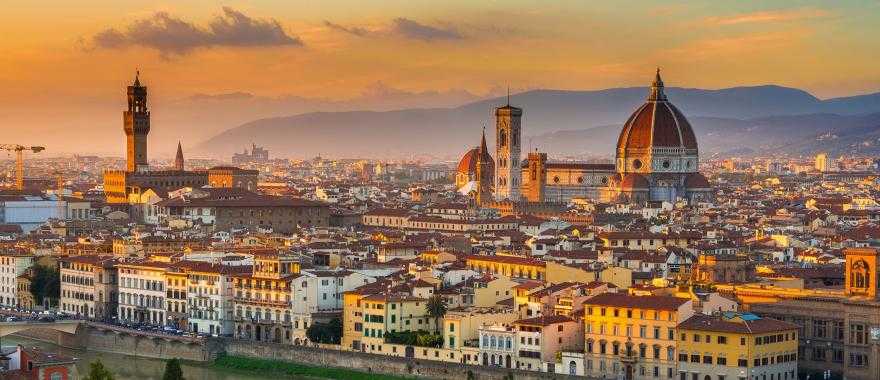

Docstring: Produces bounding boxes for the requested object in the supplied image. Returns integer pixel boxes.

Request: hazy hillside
[196,85,880,159]
[532,113,880,158]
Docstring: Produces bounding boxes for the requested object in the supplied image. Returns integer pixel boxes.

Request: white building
[182,261,245,336]
[477,323,518,368]
[117,261,169,325]
[59,255,118,319]
[0,252,34,307]
[289,269,375,340]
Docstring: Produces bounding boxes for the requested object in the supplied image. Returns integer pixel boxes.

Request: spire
[174,141,184,171]
[647,67,666,101]
[479,126,488,154]
[506,86,510,106]
[133,70,141,87]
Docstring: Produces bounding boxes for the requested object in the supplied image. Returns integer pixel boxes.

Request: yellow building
[342,279,435,354]
[442,307,518,350]
[677,312,798,380]
[468,275,518,308]
[465,255,546,281]
[358,293,431,354]
[231,254,299,344]
[583,293,693,380]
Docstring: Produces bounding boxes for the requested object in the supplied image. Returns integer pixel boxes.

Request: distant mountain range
[195,85,880,159]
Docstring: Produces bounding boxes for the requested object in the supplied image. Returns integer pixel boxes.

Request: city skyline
[1,1,879,156]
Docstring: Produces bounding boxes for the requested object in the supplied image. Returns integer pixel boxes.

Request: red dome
[616,71,697,153]
[457,147,494,177]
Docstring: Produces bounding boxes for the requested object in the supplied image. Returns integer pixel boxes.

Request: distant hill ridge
[195,85,880,159]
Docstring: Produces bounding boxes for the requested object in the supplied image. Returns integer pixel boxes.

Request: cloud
[702,8,829,26]
[323,20,371,37]
[390,18,462,41]
[89,7,301,55]
[324,18,463,41]
[667,30,810,60]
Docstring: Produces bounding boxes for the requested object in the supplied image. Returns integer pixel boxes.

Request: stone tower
[173,141,184,171]
[494,98,522,201]
[475,128,494,206]
[124,72,150,172]
[525,150,547,202]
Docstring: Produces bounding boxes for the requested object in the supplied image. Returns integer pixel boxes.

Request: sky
[0,1,878,156]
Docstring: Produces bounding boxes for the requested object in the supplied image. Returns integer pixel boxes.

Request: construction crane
[0,144,45,190]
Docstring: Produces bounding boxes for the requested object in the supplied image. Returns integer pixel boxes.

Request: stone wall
[10,326,86,349]
[225,340,590,380]
[12,325,222,362]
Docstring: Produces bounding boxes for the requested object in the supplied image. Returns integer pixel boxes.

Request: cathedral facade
[455,70,713,205]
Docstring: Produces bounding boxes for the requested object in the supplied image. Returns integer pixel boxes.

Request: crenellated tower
[124,72,150,172]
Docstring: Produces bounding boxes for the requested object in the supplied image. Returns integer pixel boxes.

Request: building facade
[59,256,118,319]
[0,252,34,307]
[677,313,798,380]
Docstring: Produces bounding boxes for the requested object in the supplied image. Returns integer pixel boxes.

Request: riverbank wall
[225,340,585,380]
[12,324,221,362]
[14,325,588,379]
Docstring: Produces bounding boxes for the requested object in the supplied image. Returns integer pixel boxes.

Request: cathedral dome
[616,70,698,154]
[456,148,494,178]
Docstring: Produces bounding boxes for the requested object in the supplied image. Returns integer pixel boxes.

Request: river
[2,335,296,380]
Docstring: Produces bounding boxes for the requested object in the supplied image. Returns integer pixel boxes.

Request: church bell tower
[124,72,150,172]
[495,96,522,201]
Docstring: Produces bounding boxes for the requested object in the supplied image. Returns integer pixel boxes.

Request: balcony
[233,296,288,308]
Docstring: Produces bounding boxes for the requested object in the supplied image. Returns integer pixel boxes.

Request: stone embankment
[15,323,592,379]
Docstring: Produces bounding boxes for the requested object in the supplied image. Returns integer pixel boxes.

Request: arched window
[852,260,870,289]
[499,130,507,147]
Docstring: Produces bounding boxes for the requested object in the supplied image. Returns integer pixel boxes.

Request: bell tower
[494,95,522,201]
[845,248,879,298]
[124,72,150,172]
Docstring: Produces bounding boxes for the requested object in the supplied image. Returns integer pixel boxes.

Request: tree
[306,318,342,344]
[82,359,114,380]
[30,263,60,306]
[425,295,447,332]
[162,358,185,380]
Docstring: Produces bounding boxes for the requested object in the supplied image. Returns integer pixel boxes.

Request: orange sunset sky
[0,1,878,155]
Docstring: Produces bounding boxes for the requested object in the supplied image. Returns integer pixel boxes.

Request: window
[849,353,868,367]
[850,324,867,345]
[718,336,727,344]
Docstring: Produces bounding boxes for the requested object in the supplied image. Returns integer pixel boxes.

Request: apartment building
[59,255,118,319]
[117,261,171,325]
[583,293,694,380]
[0,252,34,307]
[677,312,798,380]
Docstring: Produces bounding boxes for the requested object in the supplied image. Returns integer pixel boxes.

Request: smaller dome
[685,173,711,189]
